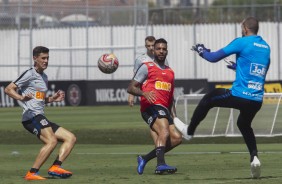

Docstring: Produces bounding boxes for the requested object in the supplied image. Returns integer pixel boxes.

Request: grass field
[1,144,282,184]
[1,106,282,183]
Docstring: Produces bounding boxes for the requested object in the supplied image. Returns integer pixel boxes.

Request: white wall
[0,22,279,82]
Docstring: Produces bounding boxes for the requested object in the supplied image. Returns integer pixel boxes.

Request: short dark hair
[243,17,259,34]
[154,38,167,46]
[145,36,156,42]
[33,46,49,57]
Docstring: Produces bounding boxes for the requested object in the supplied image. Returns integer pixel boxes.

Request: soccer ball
[98,53,119,74]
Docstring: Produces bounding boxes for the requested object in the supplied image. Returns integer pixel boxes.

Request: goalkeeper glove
[224,57,236,71]
[191,44,210,56]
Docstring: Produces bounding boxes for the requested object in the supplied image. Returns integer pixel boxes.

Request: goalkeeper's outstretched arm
[191,44,229,63]
[202,49,227,63]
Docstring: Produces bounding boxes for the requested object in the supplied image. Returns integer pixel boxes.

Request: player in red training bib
[127,38,182,175]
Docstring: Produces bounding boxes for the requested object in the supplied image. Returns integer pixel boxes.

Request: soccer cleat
[250,156,261,179]
[173,117,193,141]
[48,165,72,178]
[137,155,147,175]
[155,164,177,175]
[24,171,46,180]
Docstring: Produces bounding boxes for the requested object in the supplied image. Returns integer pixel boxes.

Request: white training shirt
[13,67,48,121]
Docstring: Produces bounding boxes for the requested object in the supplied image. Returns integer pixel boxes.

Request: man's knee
[69,134,77,145]
[237,120,252,132]
[45,136,58,148]
[159,129,170,139]
[171,134,182,145]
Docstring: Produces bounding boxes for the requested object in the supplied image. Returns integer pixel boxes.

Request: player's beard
[155,56,166,65]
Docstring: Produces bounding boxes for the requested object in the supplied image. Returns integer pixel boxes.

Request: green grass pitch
[1,106,282,183]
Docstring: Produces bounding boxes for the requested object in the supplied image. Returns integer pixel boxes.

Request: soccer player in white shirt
[5,46,76,180]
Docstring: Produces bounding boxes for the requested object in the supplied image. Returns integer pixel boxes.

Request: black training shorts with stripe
[22,114,60,138]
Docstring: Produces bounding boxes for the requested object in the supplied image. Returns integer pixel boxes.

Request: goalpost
[175,93,282,137]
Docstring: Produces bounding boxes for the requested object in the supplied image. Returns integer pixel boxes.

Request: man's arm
[127,80,156,104]
[202,49,227,63]
[127,80,143,96]
[192,39,241,63]
[45,90,65,104]
[128,56,145,107]
[169,99,177,118]
[4,82,33,101]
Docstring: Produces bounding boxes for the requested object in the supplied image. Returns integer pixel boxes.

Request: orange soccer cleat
[48,165,72,178]
[24,171,46,180]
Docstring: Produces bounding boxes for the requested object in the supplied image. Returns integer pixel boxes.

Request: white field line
[75,151,282,155]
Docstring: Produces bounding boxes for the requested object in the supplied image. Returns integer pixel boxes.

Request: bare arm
[127,80,156,104]
[45,90,65,104]
[127,80,143,96]
[128,94,135,107]
[4,82,33,101]
[169,99,177,118]
[127,71,137,107]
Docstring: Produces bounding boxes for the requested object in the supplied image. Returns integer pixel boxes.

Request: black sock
[188,124,195,135]
[30,168,39,173]
[156,146,166,166]
[53,159,62,166]
[143,149,157,162]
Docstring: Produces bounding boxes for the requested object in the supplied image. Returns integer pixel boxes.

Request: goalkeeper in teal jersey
[178,17,270,179]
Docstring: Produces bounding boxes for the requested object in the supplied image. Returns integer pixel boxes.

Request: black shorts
[22,114,60,138]
[141,105,173,128]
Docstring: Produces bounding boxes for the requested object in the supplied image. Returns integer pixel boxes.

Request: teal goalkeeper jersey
[222,35,271,102]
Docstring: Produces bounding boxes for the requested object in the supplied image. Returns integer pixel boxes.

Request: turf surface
[1,144,282,183]
[1,106,282,183]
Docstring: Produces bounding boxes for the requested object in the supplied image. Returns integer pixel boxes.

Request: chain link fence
[0,0,281,29]
[0,0,281,81]
[0,0,148,29]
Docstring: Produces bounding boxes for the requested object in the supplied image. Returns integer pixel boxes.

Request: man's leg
[188,88,232,136]
[150,129,158,145]
[139,125,182,168]
[25,127,57,180]
[152,118,177,174]
[54,127,76,162]
[48,127,76,178]
[237,110,259,160]
[165,124,182,152]
[151,118,169,165]
[236,102,262,179]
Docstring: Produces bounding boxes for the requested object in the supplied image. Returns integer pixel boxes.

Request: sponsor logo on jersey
[242,91,262,98]
[254,42,269,49]
[248,81,263,90]
[155,81,171,91]
[250,63,266,78]
[35,91,45,101]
